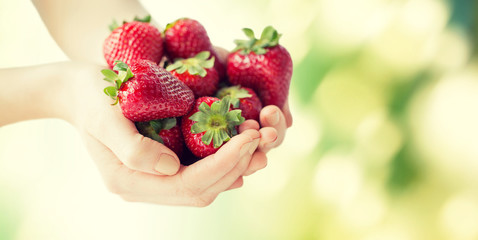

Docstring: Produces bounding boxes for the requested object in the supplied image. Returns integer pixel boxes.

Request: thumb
[86,108,180,175]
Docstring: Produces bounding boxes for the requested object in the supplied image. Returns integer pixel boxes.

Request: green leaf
[165,61,184,72]
[149,120,162,133]
[198,68,207,78]
[242,28,255,39]
[104,86,117,99]
[202,130,214,145]
[212,130,223,148]
[210,99,222,114]
[219,130,230,144]
[218,96,231,115]
[109,19,120,32]
[255,47,267,55]
[103,77,114,83]
[189,111,208,123]
[150,131,164,144]
[234,26,281,55]
[115,80,122,90]
[101,69,119,81]
[191,121,209,134]
[161,118,177,130]
[226,109,244,125]
[202,57,215,69]
[177,65,188,74]
[188,65,200,75]
[195,51,210,60]
[126,67,134,80]
[198,102,212,115]
[134,15,151,23]
[260,26,276,41]
[113,61,129,72]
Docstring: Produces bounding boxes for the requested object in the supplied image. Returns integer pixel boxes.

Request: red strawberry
[101,60,194,122]
[181,96,245,158]
[103,15,163,68]
[166,51,219,98]
[164,18,226,78]
[216,85,262,121]
[227,26,293,108]
[135,118,184,157]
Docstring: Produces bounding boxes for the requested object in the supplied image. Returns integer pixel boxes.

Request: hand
[65,62,263,206]
[238,101,293,176]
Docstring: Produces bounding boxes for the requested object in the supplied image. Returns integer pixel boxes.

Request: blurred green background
[1,0,478,239]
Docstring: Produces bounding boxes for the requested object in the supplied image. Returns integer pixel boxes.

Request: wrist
[0,61,102,126]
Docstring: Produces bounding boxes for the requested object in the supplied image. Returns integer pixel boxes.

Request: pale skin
[0,0,292,206]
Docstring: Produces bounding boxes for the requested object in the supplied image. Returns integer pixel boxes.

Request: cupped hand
[68,62,264,206]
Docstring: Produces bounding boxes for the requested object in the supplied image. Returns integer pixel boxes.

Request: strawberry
[216,85,262,121]
[181,96,245,158]
[101,60,194,122]
[135,118,184,157]
[164,18,226,78]
[103,15,163,69]
[166,51,219,98]
[227,26,293,108]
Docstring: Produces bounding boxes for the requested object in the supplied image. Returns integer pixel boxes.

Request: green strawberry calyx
[166,51,215,77]
[109,15,152,32]
[135,118,177,144]
[216,86,252,108]
[233,26,282,55]
[189,96,245,148]
[101,60,134,105]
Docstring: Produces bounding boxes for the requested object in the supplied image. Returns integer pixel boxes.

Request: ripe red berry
[181,96,245,158]
[227,26,293,108]
[164,18,226,78]
[101,60,194,122]
[135,118,184,157]
[166,51,219,98]
[103,16,163,68]
[216,85,262,121]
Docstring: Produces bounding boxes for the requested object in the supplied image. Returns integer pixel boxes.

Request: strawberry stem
[232,26,282,55]
[166,51,215,77]
[216,85,252,108]
[189,96,245,148]
[136,118,178,144]
[100,61,134,105]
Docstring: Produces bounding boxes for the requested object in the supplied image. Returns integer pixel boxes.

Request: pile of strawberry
[101,16,292,165]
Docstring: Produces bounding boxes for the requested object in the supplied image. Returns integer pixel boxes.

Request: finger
[204,137,260,194]
[257,127,278,153]
[181,129,260,193]
[282,99,293,128]
[85,107,180,176]
[225,177,244,191]
[83,132,194,205]
[260,105,288,147]
[239,119,260,133]
[244,151,268,176]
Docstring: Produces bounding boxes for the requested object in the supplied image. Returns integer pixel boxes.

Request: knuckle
[104,177,123,195]
[119,136,146,169]
[192,194,216,207]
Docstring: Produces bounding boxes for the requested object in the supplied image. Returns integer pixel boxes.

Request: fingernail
[155,154,179,175]
[267,110,280,125]
[249,138,260,154]
[240,142,252,157]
